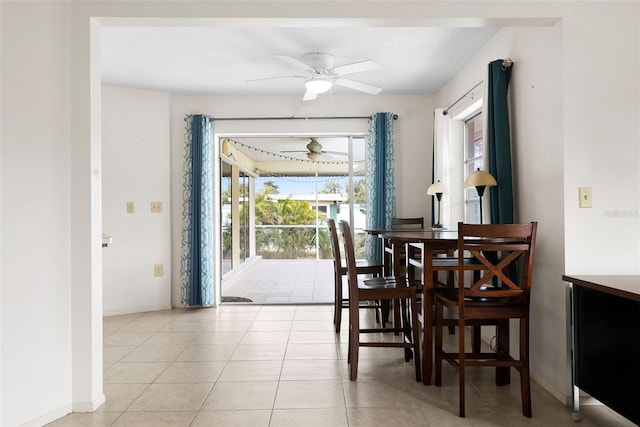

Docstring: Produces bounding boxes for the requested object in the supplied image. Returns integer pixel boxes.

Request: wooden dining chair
[433,222,538,418]
[327,218,384,333]
[340,220,422,381]
[383,217,424,275]
[383,217,424,328]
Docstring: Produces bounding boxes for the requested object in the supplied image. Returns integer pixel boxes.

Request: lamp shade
[305,77,333,94]
[464,169,497,188]
[427,180,448,195]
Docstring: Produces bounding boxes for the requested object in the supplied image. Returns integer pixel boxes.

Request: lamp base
[432,223,445,229]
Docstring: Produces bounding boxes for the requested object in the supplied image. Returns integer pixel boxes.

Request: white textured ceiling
[101,26,499,96]
[101,25,499,171]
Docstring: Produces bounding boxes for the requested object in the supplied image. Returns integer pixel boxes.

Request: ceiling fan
[250,52,382,101]
[281,138,348,161]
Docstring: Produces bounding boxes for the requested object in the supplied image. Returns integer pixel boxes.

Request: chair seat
[360,277,407,289]
[434,286,525,307]
[338,259,384,275]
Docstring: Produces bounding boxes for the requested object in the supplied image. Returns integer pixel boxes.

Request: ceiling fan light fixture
[305,76,333,94]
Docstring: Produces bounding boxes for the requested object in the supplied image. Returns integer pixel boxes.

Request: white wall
[102,86,172,315]
[436,24,568,400]
[561,5,640,273]
[0,2,75,425]
[169,94,435,306]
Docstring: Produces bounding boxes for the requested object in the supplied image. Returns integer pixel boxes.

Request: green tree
[346,178,367,204]
[262,180,279,194]
[320,181,342,194]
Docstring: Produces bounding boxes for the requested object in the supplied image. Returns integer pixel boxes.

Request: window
[464,113,484,224]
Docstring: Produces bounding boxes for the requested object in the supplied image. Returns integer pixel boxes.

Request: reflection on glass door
[239,171,250,263]
[221,161,232,275]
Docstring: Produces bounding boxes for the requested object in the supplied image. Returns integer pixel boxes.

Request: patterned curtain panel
[487,59,514,224]
[365,112,396,262]
[181,115,215,307]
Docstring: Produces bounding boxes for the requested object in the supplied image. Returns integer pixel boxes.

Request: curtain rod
[208,114,398,121]
[442,81,483,116]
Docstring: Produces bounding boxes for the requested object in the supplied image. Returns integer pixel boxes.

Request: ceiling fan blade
[280,150,309,153]
[303,89,318,101]
[332,60,380,76]
[247,75,305,82]
[323,150,349,157]
[274,55,314,72]
[333,77,382,95]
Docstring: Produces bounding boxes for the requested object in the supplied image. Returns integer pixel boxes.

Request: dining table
[366,228,459,385]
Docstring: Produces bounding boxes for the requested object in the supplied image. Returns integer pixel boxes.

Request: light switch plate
[154,264,163,277]
[126,202,135,213]
[579,187,592,208]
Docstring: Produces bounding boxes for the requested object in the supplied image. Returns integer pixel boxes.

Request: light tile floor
[48,305,634,427]
[222,259,335,304]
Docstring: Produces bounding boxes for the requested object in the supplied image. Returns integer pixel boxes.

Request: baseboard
[21,404,72,427]
[472,330,571,407]
[73,393,105,412]
[530,372,570,405]
[103,305,172,317]
[23,394,106,426]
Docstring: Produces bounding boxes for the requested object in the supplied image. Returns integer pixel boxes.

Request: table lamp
[427,180,448,228]
[464,169,497,224]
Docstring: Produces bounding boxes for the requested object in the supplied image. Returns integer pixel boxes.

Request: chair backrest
[339,220,359,298]
[391,217,424,229]
[327,218,342,270]
[457,222,537,300]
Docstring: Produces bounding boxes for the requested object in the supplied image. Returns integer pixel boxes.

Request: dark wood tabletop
[562,275,640,302]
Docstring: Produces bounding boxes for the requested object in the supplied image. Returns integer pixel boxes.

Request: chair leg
[496,319,510,386]
[334,273,342,333]
[434,300,444,387]
[409,292,422,382]
[380,300,390,325]
[458,315,466,418]
[348,297,360,381]
[401,297,413,362]
[472,326,481,354]
[520,316,532,417]
[393,299,401,335]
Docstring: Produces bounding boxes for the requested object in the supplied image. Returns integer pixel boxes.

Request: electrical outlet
[151,201,163,213]
[126,202,135,213]
[154,264,163,277]
[579,187,592,208]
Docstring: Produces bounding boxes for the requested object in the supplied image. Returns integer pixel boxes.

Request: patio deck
[221,259,336,304]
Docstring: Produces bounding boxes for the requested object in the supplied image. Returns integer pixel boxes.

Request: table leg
[392,241,401,332]
[422,243,433,385]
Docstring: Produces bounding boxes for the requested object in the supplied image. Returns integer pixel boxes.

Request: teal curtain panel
[487,59,514,224]
[365,112,396,262]
[181,115,215,306]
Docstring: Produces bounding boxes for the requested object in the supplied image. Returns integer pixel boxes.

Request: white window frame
[463,111,484,224]
[444,93,484,227]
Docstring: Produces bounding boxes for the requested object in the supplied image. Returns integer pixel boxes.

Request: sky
[256,175,364,196]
